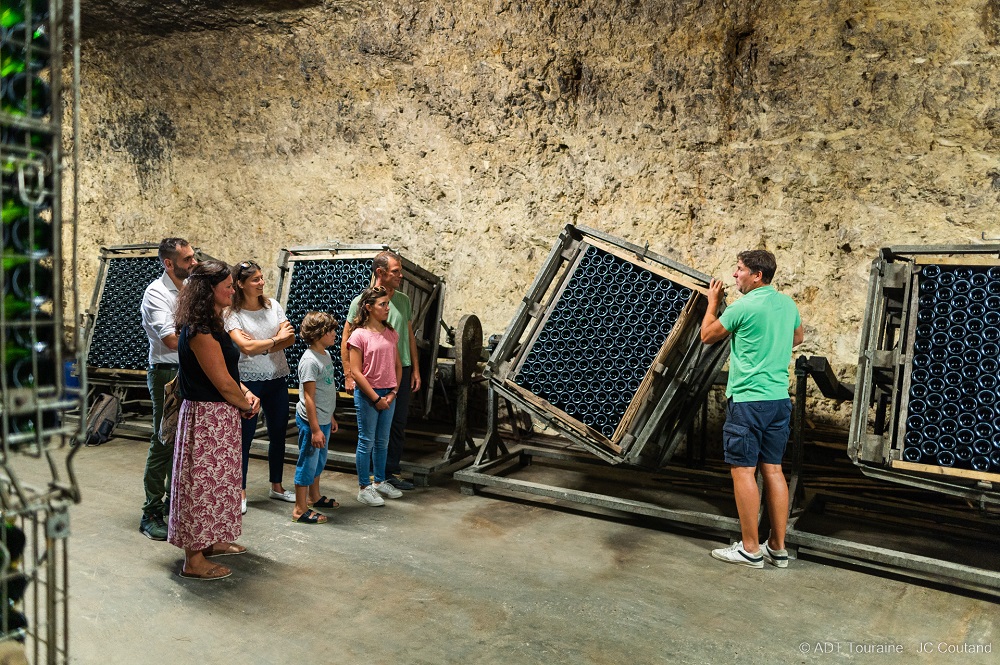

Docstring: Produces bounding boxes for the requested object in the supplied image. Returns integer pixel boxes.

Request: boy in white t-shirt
[292,312,341,524]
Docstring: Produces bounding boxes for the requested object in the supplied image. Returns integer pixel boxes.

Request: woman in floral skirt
[169,260,260,580]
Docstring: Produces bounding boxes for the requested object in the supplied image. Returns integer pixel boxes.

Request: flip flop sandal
[309,496,339,509]
[203,543,247,558]
[179,564,232,581]
[292,510,328,524]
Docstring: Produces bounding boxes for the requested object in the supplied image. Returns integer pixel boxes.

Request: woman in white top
[224,261,297,512]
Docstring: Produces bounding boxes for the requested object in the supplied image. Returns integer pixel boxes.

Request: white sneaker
[761,541,789,568]
[241,497,247,515]
[356,485,385,507]
[268,489,295,503]
[372,481,403,499]
[710,541,763,568]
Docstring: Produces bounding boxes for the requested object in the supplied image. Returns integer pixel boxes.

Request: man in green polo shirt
[342,250,421,490]
[700,250,804,568]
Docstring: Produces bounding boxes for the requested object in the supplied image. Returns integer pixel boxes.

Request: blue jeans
[241,377,292,488]
[294,413,330,487]
[354,388,396,488]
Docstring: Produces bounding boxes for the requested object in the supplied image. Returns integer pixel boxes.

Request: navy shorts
[722,398,793,467]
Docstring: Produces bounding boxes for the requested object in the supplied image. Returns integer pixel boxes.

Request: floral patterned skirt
[167,400,242,551]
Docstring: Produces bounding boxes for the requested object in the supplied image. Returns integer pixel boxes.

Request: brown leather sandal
[179,564,232,580]
[203,543,247,558]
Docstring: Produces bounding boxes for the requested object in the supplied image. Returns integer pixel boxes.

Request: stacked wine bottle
[515,246,692,440]
[283,258,372,390]
[87,257,166,370]
[0,521,27,639]
[2,0,56,406]
[903,265,1000,472]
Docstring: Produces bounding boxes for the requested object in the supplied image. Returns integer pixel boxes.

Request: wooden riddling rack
[84,244,218,376]
[485,224,729,468]
[849,245,1000,498]
[274,244,445,420]
[82,244,215,435]
[84,246,165,384]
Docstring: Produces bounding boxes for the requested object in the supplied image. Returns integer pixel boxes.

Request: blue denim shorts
[294,413,331,487]
[722,398,793,467]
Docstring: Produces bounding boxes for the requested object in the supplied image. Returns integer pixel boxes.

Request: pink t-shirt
[347,327,400,389]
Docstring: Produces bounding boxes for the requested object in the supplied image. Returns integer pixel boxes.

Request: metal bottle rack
[1,1,81,662]
[456,224,732,528]
[471,224,727,466]
[275,244,476,483]
[81,244,212,438]
[785,244,1000,596]
[850,244,1000,501]
[275,244,444,412]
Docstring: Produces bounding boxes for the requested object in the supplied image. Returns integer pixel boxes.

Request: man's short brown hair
[372,250,401,276]
[158,237,190,265]
[737,250,777,284]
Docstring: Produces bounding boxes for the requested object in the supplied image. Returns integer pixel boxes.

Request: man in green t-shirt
[341,251,421,490]
[700,250,804,569]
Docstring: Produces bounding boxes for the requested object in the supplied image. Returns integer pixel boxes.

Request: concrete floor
[65,436,998,664]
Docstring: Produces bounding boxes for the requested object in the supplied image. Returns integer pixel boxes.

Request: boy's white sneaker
[710,541,763,568]
[357,485,385,507]
[372,481,403,499]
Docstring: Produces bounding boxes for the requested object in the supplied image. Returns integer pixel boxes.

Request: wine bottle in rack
[1,71,50,117]
[7,216,50,256]
[3,339,53,387]
[0,0,48,30]
[1,21,48,78]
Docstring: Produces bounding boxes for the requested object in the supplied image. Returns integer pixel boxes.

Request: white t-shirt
[223,299,291,381]
[296,349,338,423]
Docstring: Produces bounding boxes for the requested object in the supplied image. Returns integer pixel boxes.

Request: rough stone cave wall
[71,0,1000,424]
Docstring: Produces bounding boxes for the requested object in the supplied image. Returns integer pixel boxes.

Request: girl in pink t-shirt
[347,286,403,506]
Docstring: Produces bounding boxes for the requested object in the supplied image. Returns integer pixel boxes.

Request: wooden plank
[101,249,159,259]
[890,459,1000,483]
[87,368,147,379]
[891,269,920,461]
[586,237,710,295]
[452,465,742,535]
[913,256,1000,266]
[285,251,378,263]
[488,230,578,374]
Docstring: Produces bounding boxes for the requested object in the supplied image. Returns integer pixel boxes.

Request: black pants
[385,365,412,476]
[241,377,292,488]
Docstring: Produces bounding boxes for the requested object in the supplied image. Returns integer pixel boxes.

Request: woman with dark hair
[224,260,296,512]
[347,286,403,507]
[169,260,260,581]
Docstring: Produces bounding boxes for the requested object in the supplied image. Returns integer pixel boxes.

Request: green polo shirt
[718,285,800,402]
[347,290,413,367]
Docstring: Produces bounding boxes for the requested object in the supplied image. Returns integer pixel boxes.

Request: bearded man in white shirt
[139,237,198,541]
